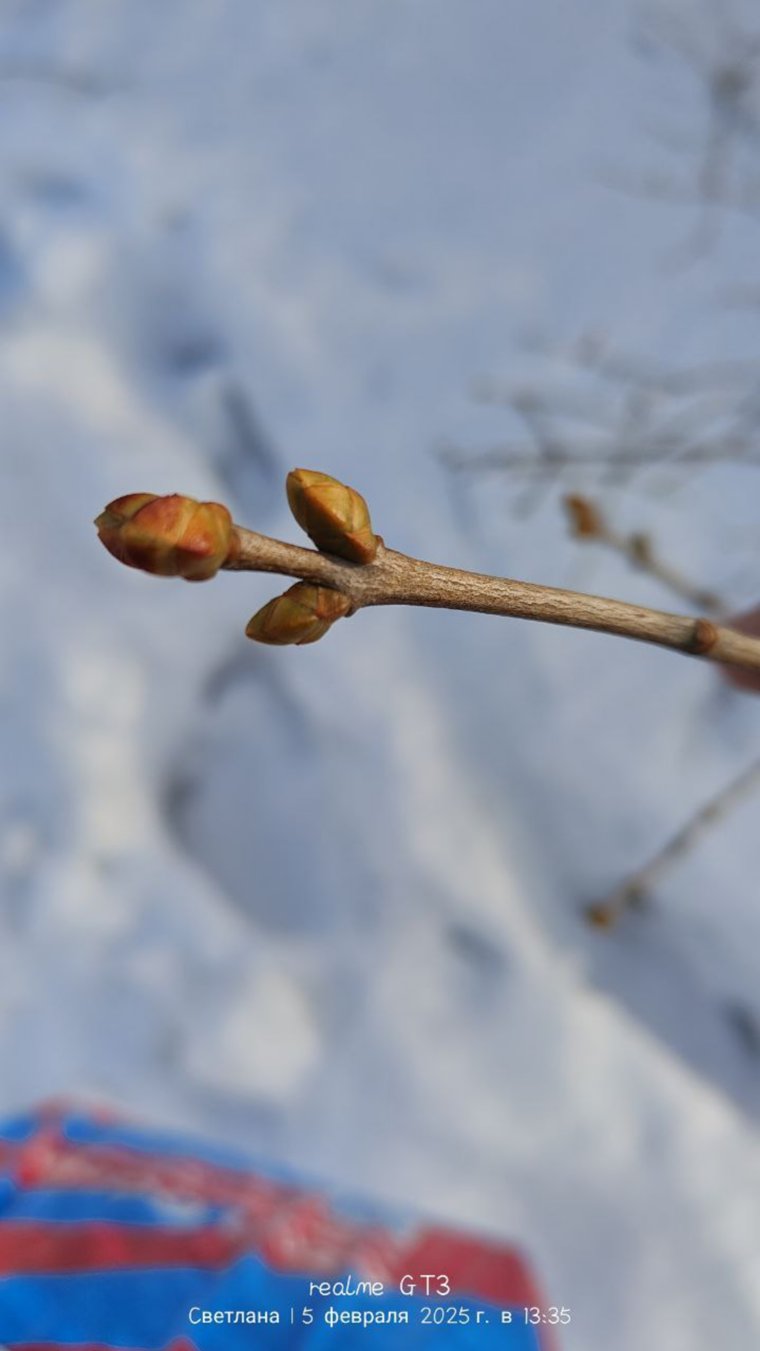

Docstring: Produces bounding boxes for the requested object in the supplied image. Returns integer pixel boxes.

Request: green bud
[286,469,378,564]
[245,582,352,645]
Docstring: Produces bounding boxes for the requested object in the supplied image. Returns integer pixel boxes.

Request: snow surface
[1,1,760,1347]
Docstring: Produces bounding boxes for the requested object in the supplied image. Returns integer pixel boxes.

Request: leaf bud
[563,494,605,539]
[95,492,236,581]
[245,582,352,645]
[286,468,378,563]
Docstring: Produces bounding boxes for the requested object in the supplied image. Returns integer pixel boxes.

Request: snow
[1,1,760,1347]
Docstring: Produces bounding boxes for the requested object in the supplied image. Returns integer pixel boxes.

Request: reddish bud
[95,492,236,581]
[564,494,605,539]
[584,903,618,930]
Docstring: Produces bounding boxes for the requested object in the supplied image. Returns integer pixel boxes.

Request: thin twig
[585,757,760,928]
[591,528,724,613]
[0,63,114,97]
[441,430,760,475]
[226,524,760,673]
[564,495,726,614]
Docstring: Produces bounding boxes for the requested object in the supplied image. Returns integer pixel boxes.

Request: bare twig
[585,756,760,927]
[564,494,726,614]
[226,522,760,673]
[621,2,760,254]
[0,63,114,97]
[446,335,760,492]
[441,431,760,476]
[722,602,760,691]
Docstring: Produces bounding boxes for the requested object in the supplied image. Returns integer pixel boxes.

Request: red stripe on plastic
[0,1221,243,1275]
[392,1226,552,1305]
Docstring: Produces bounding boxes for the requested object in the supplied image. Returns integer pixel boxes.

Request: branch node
[688,618,719,655]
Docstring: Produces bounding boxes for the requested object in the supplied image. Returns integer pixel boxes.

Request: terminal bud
[95,492,236,581]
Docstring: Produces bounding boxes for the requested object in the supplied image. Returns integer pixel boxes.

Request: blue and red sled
[0,1102,559,1349]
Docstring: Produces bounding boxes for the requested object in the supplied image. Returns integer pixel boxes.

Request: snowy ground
[1,2,760,1348]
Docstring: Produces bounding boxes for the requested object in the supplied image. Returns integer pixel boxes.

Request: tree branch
[228,524,760,672]
[585,756,760,928]
[563,494,726,614]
